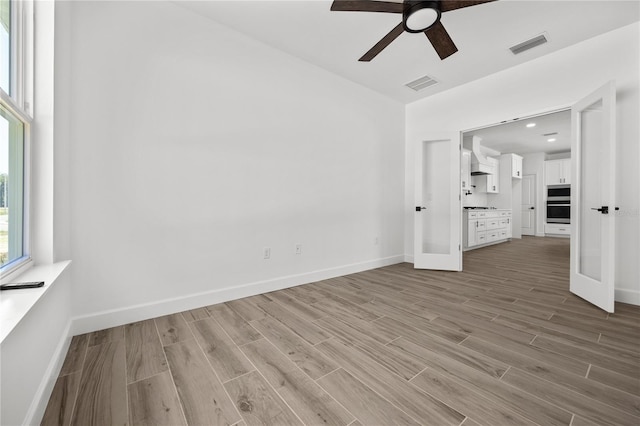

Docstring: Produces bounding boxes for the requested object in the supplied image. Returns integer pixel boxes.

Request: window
[0,105,24,267]
[1,0,10,93]
[0,0,31,273]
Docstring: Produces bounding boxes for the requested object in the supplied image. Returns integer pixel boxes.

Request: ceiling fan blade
[331,0,404,13]
[359,22,404,62]
[424,21,458,60]
[440,0,496,13]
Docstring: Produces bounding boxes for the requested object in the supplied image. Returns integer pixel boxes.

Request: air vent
[543,132,558,137]
[509,33,548,55]
[405,74,438,91]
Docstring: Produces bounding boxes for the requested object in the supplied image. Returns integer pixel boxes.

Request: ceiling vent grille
[509,33,548,55]
[405,74,438,91]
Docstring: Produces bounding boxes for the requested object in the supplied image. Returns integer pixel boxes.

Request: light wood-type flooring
[42,237,640,425]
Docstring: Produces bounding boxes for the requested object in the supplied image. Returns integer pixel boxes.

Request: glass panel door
[570,82,616,312]
[421,139,451,255]
[414,133,461,271]
[578,100,603,281]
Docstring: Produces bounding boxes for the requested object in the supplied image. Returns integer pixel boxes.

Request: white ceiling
[463,109,571,155]
[175,0,640,104]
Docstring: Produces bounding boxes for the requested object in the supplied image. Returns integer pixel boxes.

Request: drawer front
[477,232,487,244]
[477,220,487,230]
[468,212,478,218]
[546,223,570,235]
[499,230,508,239]
[478,212,487,218]
[499,211,512,217]
[498,219,509,227]
[486,219,500,230]
[486,232,500,242]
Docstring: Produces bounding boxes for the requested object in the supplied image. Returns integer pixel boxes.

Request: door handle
[530,207,535,210]
[591,206,619,214]
[415,206,426,212]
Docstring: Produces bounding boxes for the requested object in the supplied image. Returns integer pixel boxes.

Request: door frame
[459,106,572,270]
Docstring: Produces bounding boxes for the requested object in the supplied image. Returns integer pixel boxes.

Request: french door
[570,81,617,312]
[413,133,462,271]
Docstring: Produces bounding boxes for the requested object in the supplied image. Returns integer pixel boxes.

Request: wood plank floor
[42,237,640,426]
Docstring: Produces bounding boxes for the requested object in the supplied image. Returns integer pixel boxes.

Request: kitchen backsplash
[463,188,488,207]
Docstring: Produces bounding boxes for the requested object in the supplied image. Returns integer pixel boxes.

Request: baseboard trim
[24,319,73,425]
[71,255,405,335]
[615,288,640,306]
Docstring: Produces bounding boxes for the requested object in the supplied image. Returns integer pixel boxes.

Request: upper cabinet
[511,154,523,179]
[485,157,499,193]
[503,153,523,179]
[462,149,471,192]
[545,158,571,185]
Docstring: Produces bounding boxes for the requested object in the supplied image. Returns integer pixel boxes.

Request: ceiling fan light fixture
[403,1,441,33]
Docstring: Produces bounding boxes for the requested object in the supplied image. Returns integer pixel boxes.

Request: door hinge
[458,244,461,251]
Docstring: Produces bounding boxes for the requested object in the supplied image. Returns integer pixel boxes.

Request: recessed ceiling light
[547,138,556,142]
[526,123,536,128]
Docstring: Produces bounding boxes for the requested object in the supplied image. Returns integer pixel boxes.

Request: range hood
[470,136,493,176]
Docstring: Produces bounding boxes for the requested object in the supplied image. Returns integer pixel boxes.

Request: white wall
[67,1,405,329]
[405,23,640,303]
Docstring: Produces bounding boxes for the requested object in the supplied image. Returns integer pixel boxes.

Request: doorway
[460,108,570,248]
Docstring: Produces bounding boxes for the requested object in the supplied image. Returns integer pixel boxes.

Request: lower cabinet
[545,223,570,236]
[464,210,512,250]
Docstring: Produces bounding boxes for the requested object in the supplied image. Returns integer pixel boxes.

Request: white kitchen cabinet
[545,159,571,185]
[545,223,570,236]
[500,217,513,238]
[467,219,479,246]
[462,149,471,192]
[510,154,523,179]
[500,153,523,179]
[485,157,499,193]
[464,210,512,250]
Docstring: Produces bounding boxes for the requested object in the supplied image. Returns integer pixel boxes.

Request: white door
[521,175,536,236]
[414,133,462,271]
[570,81,616,312]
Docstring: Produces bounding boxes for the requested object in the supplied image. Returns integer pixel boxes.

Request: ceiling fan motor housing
[403,1,441,33]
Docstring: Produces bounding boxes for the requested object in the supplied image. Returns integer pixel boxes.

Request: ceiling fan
[330,0,496,61]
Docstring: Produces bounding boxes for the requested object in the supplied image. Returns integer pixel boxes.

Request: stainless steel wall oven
[547,185,570,224]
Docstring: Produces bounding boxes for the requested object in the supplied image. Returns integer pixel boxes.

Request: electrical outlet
[263,247,271,259]
[295,244,302,255]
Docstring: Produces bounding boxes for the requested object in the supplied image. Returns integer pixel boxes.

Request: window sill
[0,260,71,344]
